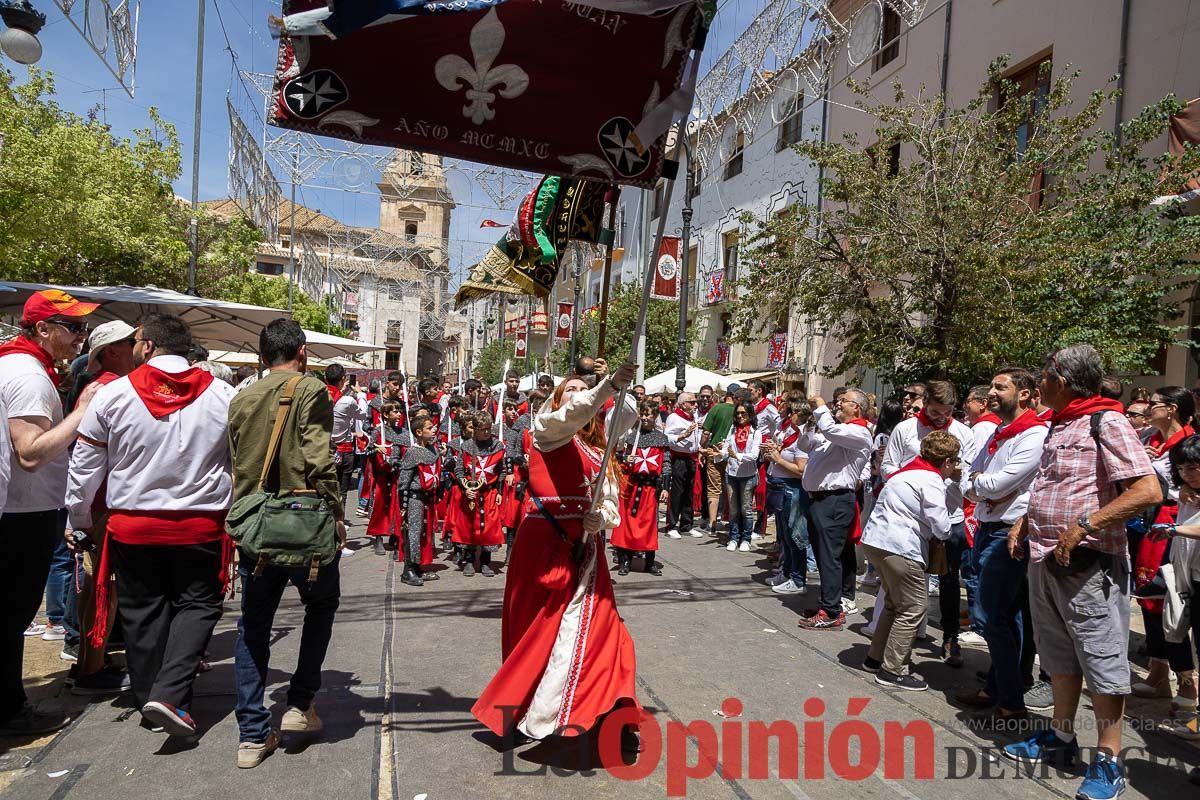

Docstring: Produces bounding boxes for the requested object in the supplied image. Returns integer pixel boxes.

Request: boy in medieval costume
[613,401,671,575]
[454,411,506,577]
[396,416,442,587]
[366,402,409,556]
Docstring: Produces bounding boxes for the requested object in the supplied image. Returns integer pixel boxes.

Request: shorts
[1027,556,1131,696]
[705,457,724,501]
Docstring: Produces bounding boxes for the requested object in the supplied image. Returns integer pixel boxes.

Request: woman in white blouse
[722,402,762,552]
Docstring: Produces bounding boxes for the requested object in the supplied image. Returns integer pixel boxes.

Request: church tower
[378,150,454,268]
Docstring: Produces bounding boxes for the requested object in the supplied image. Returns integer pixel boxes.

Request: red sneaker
[797,610,845,630]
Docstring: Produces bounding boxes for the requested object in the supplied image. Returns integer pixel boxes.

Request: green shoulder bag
[226,375,338,581]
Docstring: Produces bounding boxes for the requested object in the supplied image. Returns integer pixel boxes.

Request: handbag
[926,539,949,576]
[226,375,339,581]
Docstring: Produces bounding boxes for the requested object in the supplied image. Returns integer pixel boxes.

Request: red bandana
[890,456,942,479]
[1148,425,1195,459]
[0,336,59,386]
[128,364,214,419]
[327,385,342,404]
[987,409,1048,455]
[672,408,694,422]
[733,423,751,451]
[845,417,870,428]
[975,412,1002,426]
[779,421,801,449]
[1050,395,1125,426]
[917,407,951,431]
[755,397,771,415]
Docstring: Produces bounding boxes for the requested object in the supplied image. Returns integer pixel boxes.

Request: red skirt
[501,473,527,530]
[365,472,397,538]
[360,458,376,506]
[442,484,465,540]
[612,481,659,552]
[754,463,768,512]
[453,485,505,547]
[472,516,639,739]
[396,503,436,567]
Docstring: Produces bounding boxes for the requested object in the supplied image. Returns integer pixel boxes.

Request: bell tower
[378,150,454,268]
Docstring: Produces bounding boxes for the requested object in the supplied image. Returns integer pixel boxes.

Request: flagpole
[596,184,620,358]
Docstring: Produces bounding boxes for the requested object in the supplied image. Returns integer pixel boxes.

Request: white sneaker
[927,577,940,597]
[689,530,705,538]
[750,532,763,541]
[841,598,860,615]
[24,623,47,637]
[958,631,986,647]
[666,529,682,539]
[726,541,737,551]
[859,574,880,588]
[281,703,323,733]
[738,541,751,552]
[42,624,66,641]
[772,579,807,595]
[767,573,790,586]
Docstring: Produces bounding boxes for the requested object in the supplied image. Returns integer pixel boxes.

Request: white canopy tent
[641,365,727,394]
[301,328,384,360]
[490,374,561,393]
[209,351,364,371]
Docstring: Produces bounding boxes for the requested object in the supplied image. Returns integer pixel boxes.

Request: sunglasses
[48,319,89,336]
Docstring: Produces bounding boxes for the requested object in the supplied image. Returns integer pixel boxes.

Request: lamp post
[675,136,694,393]
[0,1,46,64]
[568,254,583,366]
[186,0,205,296]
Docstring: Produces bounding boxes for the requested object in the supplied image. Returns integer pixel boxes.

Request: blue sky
[17,0,771,276]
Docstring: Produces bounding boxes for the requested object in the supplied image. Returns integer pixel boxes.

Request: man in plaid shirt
[1003,344,1161,800]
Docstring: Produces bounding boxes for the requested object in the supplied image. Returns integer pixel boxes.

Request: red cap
[21,289,100,325]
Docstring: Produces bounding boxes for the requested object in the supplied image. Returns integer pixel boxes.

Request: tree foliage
[734,60,1200,389]
[549,282,707,377]
[218,272,349,336]
[0,68,260,294]
[473,337,546,386]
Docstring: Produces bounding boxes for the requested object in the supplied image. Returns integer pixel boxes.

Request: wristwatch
[1076,514,1099,535]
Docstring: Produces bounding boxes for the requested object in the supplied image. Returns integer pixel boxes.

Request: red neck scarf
[779,421,801,449]
[917,407,951,431]
[0,336,59,386]
[734,423,751,450]
[845,417,870,428]
[672,408,694,422]
[988,408,1048,455]
[975,412,1002,427]
[326,385,342,404]
[890,456,941,479]
[128,364,214,419]
[1050,395,1125,426]
[1148,424,1195,459]
[755,397,771,415]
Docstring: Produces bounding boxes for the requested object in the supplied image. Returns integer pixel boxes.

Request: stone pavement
[1,513,1197,800]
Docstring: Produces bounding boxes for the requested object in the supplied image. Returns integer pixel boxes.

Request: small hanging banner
[514,329,528,359]
[554,302,573,341]
[716,339,730,371]
[652,235,681,300]
[767,333,787,369]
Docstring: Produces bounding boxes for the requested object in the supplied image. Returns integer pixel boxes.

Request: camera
[69,530,98,553]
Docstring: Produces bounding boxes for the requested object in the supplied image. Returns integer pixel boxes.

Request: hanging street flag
[706,271,725,305]
[514,329,528,360]
[716,339,730,371]
[454,176,610,305]
[479,219,507,228]
[767,333,787,369]
[270,2,708,188]
[554,302,573,341]
[652,235,681,300]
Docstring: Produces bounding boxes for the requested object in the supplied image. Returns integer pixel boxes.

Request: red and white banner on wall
[554,302,573,341]
[514,329,528,359]
[652,235,681,300]
[767,333,787,369]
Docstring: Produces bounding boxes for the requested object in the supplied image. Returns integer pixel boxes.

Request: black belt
[809,488,853,500]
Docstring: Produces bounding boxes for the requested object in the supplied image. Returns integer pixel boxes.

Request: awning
[0,282,286,352]
[642,365,727,394]
[301,328,384,359]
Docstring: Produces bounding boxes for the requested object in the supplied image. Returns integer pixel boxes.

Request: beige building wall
[823,0,1200,391]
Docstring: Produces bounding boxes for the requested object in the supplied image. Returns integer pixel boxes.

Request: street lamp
[675,135,694,393]
[568,254,583,366]
[0,1,46,65]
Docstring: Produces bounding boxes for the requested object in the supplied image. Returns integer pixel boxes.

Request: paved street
[1,511,1197,800]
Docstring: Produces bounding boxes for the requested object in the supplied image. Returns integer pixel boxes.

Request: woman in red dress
[472,363,641,749]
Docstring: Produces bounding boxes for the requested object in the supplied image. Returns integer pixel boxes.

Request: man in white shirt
[798,390,873,630]
[0,289,100,736]
[663,393,702,538]
[328,364,366,504]
[957,368,1048,724]
[880,380,978,665]
[67,313,237,738]
[966,385,1001,453]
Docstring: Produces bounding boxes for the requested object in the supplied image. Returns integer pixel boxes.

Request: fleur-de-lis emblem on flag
[435,8,529,126]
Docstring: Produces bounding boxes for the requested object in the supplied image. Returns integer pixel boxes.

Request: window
[999,55,1052,208]
[255,261,283,276]
[723,131,744,180]
[887,141,900,176]
[385,351,400,370]
[722,230,739,290]
[687,245,698,309]
[404,221,418,242]
[777,93,804,150]
[874,6,901,72]
[651,181,665,219]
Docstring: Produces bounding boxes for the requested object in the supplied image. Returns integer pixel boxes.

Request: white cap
[86,320,136,374]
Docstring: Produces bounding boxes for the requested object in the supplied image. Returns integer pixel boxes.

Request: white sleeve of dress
[597,469,622,529]
[605,391,639,443]
[532,379,616,452]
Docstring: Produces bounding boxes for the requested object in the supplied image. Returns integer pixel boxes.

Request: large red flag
[652,236,681,300]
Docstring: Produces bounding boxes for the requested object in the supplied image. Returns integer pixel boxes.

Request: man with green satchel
[227,319,346,769]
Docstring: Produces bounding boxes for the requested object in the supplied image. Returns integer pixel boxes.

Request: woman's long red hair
[551,375,621,485]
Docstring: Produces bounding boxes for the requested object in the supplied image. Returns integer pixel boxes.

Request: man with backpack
[1002,344,1161,800]
[227,320,346,769]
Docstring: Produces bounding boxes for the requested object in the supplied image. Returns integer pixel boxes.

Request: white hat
[86,320,136,374]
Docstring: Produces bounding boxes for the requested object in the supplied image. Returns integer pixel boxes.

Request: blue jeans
[938,522,967,642]
[962,530,982,634]
[45,517,74,636]
[234,554,341,743]
[973,521,1028,711]
[768,476,810,583]
[725,474,757,544]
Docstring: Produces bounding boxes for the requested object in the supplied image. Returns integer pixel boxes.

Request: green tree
[734,60,1200,389]
[549,282,706,377]
[218,272,349,336]
[474,337,534,386]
